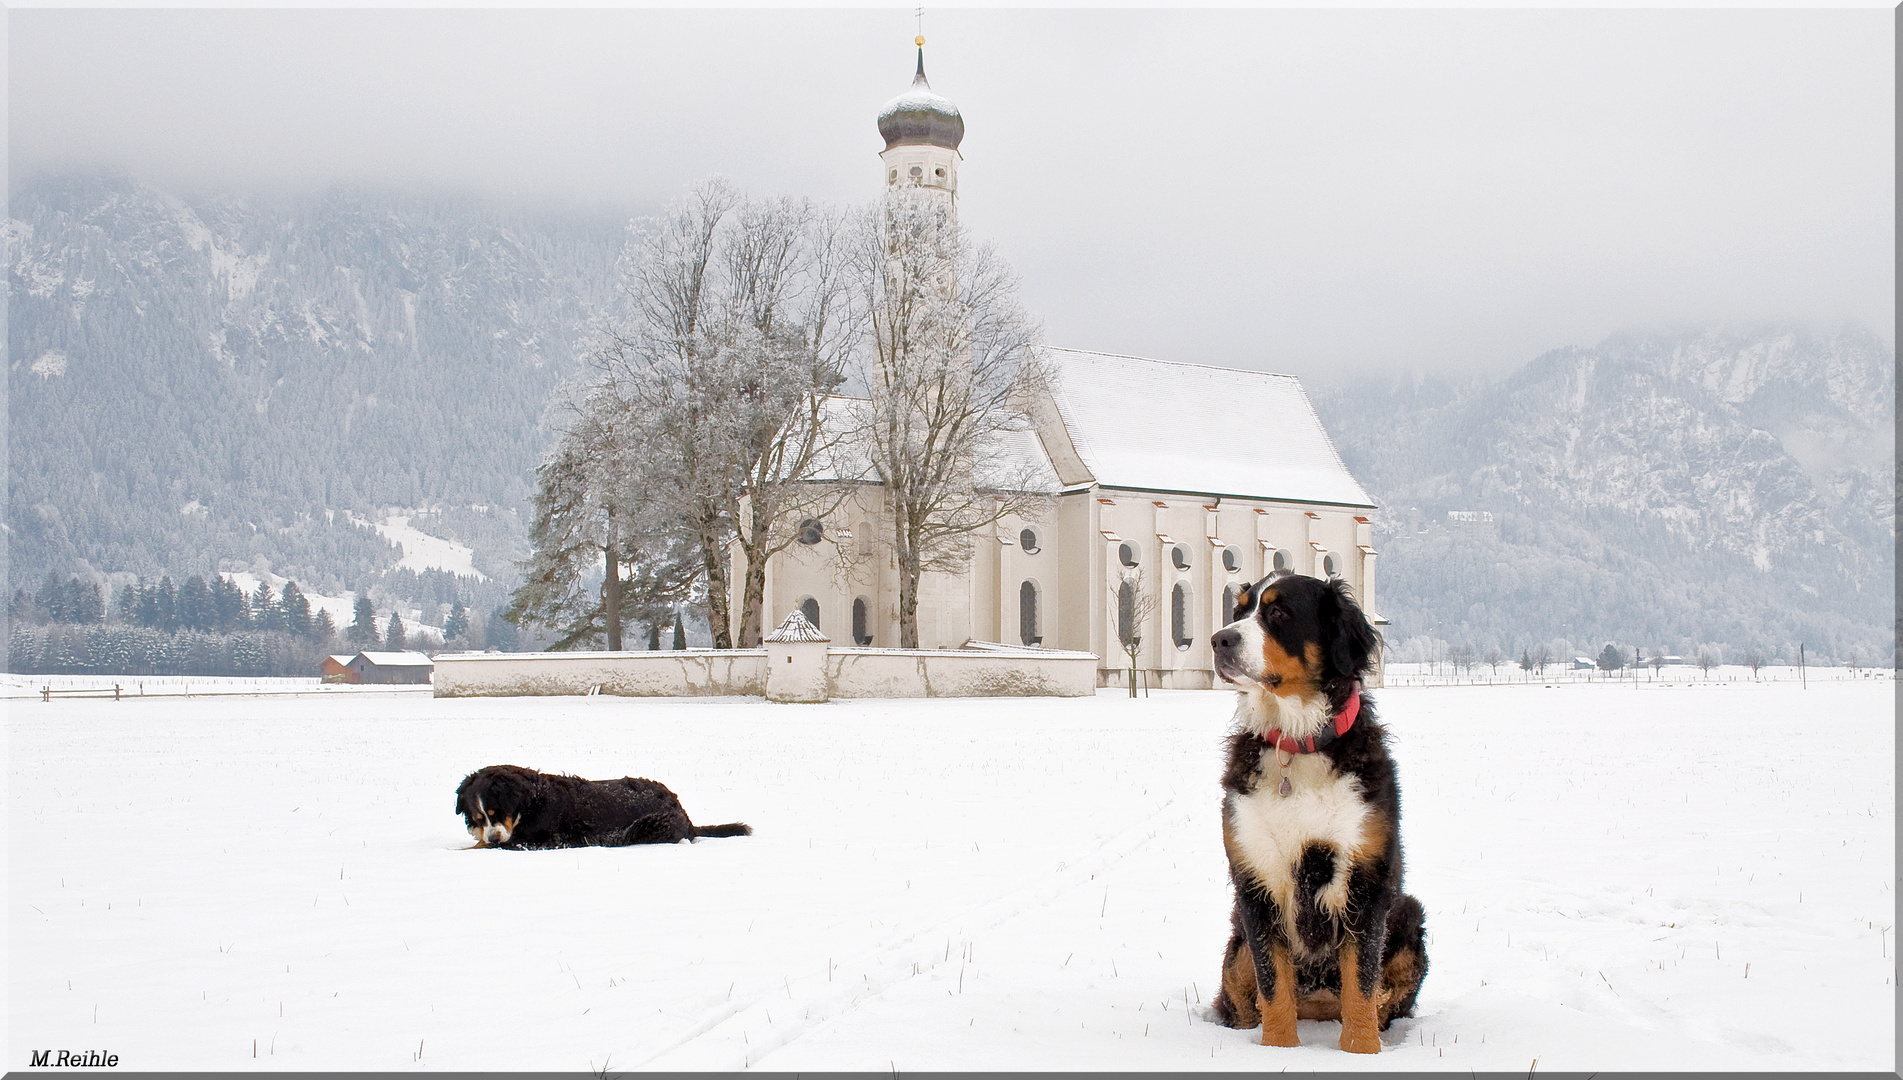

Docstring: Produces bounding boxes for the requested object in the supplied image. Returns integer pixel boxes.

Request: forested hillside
[9,174,627,621]
[1313,325,1896,666]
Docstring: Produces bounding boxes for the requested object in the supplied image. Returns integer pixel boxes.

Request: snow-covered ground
[369,513,486,582]
[7,678,1893,1071]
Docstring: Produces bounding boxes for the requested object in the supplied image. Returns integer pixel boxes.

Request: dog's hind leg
[1212,927,1258,1029]
[1377,894,1428,1028]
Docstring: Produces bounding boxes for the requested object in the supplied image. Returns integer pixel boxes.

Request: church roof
[764,609,829,643]
[1037,348,1376,508]
[807,396,1059,495]
[878,46,964,152]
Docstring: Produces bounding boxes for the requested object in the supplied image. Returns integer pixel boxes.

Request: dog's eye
[1263,605,1287,623]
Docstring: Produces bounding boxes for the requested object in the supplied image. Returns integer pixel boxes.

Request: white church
[734,42,1382,691]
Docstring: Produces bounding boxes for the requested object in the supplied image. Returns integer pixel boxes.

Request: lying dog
[455,765,751,850]
[1208,570,1427,1053]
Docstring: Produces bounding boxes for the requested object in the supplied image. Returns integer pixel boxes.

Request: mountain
[8,173,626,618]
[1312,325,1896,666]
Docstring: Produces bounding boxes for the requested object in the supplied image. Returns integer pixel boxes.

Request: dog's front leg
[1235,890,1299,1047]
[1336,903,1389,1054]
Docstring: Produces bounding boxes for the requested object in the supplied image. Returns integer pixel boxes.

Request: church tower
[877,38,964,209]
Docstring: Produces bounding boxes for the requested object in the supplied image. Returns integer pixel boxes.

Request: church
[733,42,1382,691]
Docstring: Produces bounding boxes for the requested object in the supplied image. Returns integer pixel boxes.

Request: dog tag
[1277,776,1292,797]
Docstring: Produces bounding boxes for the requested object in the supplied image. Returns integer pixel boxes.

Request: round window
[796,518,824,545]
[1222,546,1240,573]
[1322,552,1340,577]
[1171,545,1190,571]
[1118,542,1138,568]
[1020,528,1040,554]
[1271,548,1291,573]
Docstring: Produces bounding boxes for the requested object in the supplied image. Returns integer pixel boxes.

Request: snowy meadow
[6,673,1894,1072]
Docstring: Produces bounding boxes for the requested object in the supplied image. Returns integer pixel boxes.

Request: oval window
[1323,552,1340,577]
[1222,546,1240,573]
[1171,545,1190,571]
[1020,528,1040,554]
[1118,542,1138,568]
[1271,548,1291,573]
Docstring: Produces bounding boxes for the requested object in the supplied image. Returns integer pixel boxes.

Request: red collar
[1261,684,1361,756]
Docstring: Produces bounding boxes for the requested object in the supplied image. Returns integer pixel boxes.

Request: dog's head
[455,766,537,847]
[1211,571,1377,703]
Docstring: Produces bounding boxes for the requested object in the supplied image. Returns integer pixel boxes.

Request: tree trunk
[895,534,922,649]
[738,545,767,649]
[602,517,623,652]
[698,515,733,649]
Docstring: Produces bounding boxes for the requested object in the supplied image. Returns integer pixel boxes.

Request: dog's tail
[692,822,753,839]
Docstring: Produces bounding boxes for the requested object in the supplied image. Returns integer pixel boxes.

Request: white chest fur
[1227,752,1369,943]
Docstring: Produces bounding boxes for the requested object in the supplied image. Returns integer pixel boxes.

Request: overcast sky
[10,6,1894,385]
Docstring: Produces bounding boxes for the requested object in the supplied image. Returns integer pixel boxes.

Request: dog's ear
[455,771,478,814]
[1322,578,1378,679]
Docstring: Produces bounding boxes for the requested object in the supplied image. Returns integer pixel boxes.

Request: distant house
[1572,656,1598,670]
[321,654,356,683]
[345,651,434,685]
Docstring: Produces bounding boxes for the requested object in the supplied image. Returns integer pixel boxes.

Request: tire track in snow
[630,795,1185,1070]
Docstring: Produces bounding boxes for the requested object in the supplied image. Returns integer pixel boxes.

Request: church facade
[732,44,1381,690]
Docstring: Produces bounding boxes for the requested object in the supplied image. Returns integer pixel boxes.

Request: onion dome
[877,40,964,152]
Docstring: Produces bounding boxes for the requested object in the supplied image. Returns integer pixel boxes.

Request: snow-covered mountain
[1314,325,1895,664]
[9,173,626,615]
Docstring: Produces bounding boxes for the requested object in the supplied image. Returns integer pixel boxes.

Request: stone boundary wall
[432,645,1099,700]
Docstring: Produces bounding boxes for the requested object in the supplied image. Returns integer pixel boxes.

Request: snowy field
[7,677,1894,1072]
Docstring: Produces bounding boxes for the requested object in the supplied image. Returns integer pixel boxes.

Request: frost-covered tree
[443,600,470,642]
[585,180,856,648]
[279,582,313,639]
[384,608,407,652]
[312,609,337,648]
[847,187,1050,648]
[1596,643,1626,673]
[347,594,379,647]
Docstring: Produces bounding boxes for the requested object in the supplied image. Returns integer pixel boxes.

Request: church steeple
[878,36,963,206]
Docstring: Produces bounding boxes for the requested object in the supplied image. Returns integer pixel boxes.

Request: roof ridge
[1042,345,1299,381]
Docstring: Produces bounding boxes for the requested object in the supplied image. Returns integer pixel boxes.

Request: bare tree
[1744,644,1767,677]
[1112,567,1160,698]
[1482,645,1506,675]
[591,180,855,648]
[1531,641,1552,675]
[847,187,1052,647]
[1695,644,1720,676]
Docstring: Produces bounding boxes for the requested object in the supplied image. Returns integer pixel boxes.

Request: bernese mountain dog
[1208,570,1427,1053]
[455,765,751,850]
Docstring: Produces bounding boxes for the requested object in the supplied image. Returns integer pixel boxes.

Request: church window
[1322,551,1340,578]
[856,520,874,556]
[889,168,898,182]
[798,596,820,629]
[1020,527,1040,554]
[934,166,946,179]
[852,596,872,645]
[1118,542,1139,568]
[796,518,824,545]
[1171,544,1191,571]
[1172,583,1192,650]
[1019,581,1042,646]
[1223,584,1240,621]
[909,164,923,178]
[1222,546,1240,573]
[1271,548,1291,573]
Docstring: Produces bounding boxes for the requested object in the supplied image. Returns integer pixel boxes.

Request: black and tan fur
[1208,571,1426,1053]
[455,765,751,850]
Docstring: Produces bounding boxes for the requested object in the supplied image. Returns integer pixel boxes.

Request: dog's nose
[1212,628,1240,653]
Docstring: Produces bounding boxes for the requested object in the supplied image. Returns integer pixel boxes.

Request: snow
[1042,347,1376,508]
[368,514,486,582]
[8,675,1892,1071]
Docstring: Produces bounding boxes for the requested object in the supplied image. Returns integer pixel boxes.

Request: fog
[10,7,1893,384]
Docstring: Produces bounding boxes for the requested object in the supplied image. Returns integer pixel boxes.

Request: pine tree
[155,576,180,633]
[36,571,65,623]
[384,609,407,652]
[348,594,379,647]
[312,609,338,647]
[178,575,213,631]
[443,599,470,642]
[252,580,281,633]
[671,611,686,650]
[70,578,105,625]
[280,581,313,639]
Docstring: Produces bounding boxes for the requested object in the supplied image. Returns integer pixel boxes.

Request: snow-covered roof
[764,610,830,643]
[1037,348,1375,508]
[352,651,434,667]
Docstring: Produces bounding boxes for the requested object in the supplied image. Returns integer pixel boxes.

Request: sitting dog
[455,765,751,850]
[1208,571,1426,1053]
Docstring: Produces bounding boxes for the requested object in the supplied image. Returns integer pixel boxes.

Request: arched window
[798,596,819,629]
[851,596,872,645]
[1172,582,1192,650]
[855,521,874,556]
[1222,546,1240,573]
[1322,552,1340,578]
[1118,542,1139,568]
[1116,579,1137,647]
[1223,584,1239,621]
[1020,527,1040,554]
[1271,548,1291,573]
[796,518,824,545]
[1019,581,1042,646]
[1171,545,1191,571]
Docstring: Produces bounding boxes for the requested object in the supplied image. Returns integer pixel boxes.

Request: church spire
[878,34,964,206]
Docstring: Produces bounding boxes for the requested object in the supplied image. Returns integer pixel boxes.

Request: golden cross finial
[916,6,924,46]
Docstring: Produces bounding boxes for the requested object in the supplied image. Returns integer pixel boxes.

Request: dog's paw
[1339,1030,1381,1054]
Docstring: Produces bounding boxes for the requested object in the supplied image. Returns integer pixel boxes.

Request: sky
[8,6,1894,385]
